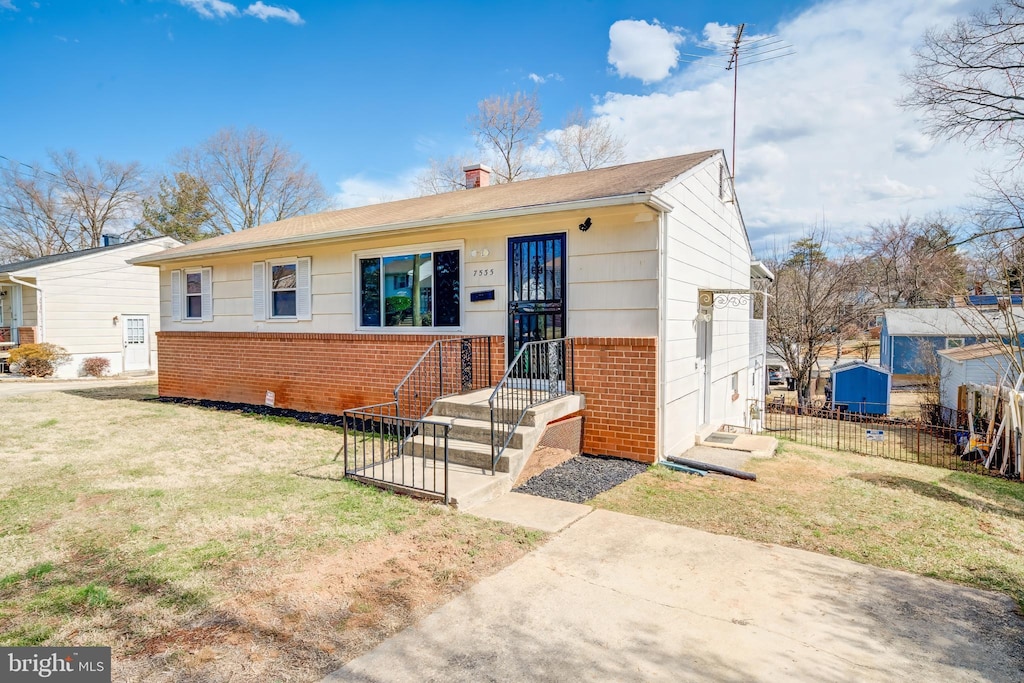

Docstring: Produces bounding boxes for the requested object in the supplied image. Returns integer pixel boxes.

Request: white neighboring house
[0,236,181,378]
[937,342,1024,411]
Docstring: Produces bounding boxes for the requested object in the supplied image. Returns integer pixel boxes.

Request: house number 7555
[472,268,494,277]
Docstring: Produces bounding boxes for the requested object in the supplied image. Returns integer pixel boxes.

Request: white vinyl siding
[158,204,659,336]
[659,155,753,455]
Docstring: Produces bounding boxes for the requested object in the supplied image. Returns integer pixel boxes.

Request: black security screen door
[507,233,566,363]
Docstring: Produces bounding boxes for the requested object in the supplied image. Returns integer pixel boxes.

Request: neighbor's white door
[122,315,150,372]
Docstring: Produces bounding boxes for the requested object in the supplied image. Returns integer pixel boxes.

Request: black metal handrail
[341,401,452,503]
[394,336,493,420]
[488,337,575,473]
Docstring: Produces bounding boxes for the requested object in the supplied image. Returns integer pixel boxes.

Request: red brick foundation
[17,327,37,344]
[157,332,659,463]
[573,337,657,463]
[157,332,504,414]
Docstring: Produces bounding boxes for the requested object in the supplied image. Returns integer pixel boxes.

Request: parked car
[769,369,789,385]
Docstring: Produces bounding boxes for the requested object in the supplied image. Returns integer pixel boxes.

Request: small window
[252,257,311,322]
[185,271,203,320]
[947,338,965,349]
[731,371,740,392]
[271,262,297,318]
[171,267,212,322]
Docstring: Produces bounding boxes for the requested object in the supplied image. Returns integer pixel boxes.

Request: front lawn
[593,440,1024,608]
[0,384,543,681]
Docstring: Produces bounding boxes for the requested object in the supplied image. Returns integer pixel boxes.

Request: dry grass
[0,384,544,681]
[593,440,1024,608]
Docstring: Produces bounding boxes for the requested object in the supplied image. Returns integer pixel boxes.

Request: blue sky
[0,0,998,251]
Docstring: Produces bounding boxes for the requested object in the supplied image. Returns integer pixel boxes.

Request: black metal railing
[341,401,452,503]
[394,336,493,420]
[489,337,575,473]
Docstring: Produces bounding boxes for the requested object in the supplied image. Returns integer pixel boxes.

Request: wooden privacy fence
[765,399,1017,479]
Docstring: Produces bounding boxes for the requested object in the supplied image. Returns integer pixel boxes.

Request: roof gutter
[131,192,674,266]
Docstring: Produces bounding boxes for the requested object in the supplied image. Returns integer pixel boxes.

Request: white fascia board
[130,194,670,266]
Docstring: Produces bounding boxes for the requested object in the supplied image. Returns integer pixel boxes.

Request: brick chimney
[463,163,492,189]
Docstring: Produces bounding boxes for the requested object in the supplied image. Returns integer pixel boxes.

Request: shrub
[81,356,111,378]
[9,343,71,378]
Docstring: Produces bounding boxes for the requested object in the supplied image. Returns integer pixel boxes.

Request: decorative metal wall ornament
[460,338,474,391]
[547,341,561,394]
[713,292,753,309]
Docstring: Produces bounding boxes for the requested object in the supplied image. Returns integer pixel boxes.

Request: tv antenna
[721,24,794,179]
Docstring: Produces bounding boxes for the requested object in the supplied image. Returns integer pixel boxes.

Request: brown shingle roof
[135,151,718,263]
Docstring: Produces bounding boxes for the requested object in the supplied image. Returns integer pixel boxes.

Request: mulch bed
[513,454,649,504]
[153,396,350,427]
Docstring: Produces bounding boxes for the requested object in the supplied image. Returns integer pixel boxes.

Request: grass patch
[0,384,542,681]
[594,442,1024,609]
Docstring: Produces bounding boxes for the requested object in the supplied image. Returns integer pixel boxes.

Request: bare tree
[174,127,329,234]
[0,163,77,261]
[766,229,864,403]
[471,92,543,183]
[413,155,473,196]
[0,151,145,260]
[902,0,1024,156]
[52,150,146,249]
[551,107,626,173]
[856,214,966,308]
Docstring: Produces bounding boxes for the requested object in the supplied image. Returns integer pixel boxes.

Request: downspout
[760,285,769,431]
[656,207,668,461]
[7,275,43,344]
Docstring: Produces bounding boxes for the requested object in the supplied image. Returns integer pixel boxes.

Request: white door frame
[122,314,150,372]
[697,318,712,427]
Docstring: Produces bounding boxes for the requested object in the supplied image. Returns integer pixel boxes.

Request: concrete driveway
[0,376,154,398]
[328,509,1024,682]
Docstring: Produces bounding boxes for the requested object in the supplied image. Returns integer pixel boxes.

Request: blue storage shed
[830,361,891,415]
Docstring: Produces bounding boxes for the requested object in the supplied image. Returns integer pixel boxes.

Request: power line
[0,154,130,199]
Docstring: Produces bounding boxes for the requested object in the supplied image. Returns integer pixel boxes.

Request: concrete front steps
[421,388,584,508]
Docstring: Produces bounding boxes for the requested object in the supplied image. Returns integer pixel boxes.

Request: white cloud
[595,0,997,251]
[528,72,564,84]
[334,173,417,209]
[0,0,17,11]
[608,19,683,84]
[244,1,304,25]
[177,0,239,20]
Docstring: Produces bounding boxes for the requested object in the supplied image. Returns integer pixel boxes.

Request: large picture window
[359,248,460,328]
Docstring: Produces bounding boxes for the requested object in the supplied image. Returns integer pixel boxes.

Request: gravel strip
[513,454,649,504]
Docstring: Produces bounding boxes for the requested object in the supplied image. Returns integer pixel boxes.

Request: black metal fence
[342,401,451,503]
[765,399,1015,477]
[394,336,493,421]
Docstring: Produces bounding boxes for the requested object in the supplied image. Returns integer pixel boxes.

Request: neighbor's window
[185,270,203,320]
[271,261,297,318]
[947,338,965,349]
[359,248,460,328]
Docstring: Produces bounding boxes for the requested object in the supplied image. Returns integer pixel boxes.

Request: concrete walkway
[327,509,1024,682]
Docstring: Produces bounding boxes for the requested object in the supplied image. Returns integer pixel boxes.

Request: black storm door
[507,233,566,364]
